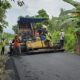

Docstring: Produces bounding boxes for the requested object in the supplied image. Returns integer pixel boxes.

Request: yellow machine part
[26,40,47,49]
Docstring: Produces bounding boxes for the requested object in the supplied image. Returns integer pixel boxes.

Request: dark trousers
[13,46,21,55]
[60,40,64,48]
[1,47,5,55]
[9,46,13,55]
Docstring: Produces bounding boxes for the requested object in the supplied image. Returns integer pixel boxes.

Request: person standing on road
[12,35,21,55]
[60,29,65,48]
[1,38,6,55]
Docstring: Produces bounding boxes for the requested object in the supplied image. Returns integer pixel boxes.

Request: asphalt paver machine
[17,17,64,54]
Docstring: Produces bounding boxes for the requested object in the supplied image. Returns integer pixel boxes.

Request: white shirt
[60,32,64,40]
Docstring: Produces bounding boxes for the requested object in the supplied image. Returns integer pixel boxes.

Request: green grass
[0,55,8,80]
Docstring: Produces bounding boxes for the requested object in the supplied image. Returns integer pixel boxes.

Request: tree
[0,0,25,32]
[50,0,80,32]
[35,9,50,29]
[63,0,80,10]
[62,0,80,52]
[0,0,11,32]
[48,8,71,32]
[36,9,49,19]
[63,0,80,34]
[12,25,18,34]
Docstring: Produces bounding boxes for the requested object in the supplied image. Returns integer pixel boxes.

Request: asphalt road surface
[12,52,80,80]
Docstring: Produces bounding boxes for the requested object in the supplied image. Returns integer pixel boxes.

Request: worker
[1,38,6,55]
[60,29,65,48]
[45,32,52,47]
[12,35,21,55]
[40,32,46,41]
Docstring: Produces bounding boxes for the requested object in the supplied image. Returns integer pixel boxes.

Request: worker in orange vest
[12,35,21,55]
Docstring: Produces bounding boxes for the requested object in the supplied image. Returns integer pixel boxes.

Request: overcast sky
[4,0,80,34]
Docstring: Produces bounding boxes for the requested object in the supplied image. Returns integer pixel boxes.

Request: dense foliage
[0,0,11,32]
[0,0,25,32]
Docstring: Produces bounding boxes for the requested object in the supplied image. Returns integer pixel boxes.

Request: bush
[52,31,60,43]
[51,27,76,52]
[64,27,77,52]
[64,33,76,51]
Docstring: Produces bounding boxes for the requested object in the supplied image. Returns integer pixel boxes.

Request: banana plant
[63,0,80,10]
[63,0,80,43]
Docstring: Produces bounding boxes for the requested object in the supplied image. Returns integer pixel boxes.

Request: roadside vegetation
[0,1,16,79]
[0,55,8,80]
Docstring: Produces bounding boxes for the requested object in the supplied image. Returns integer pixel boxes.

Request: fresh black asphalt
[12,52,80,80]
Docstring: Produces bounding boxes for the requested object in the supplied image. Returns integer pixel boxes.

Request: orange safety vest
[13,39,20,47]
